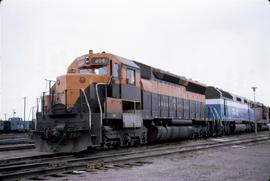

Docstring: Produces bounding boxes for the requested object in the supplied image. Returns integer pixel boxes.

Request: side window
[113,63,120,80]
[127,69,135,85]
[224,99,227,116]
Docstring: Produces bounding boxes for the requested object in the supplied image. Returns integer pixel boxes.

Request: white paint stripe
[206,99,223,105]
[206,99,249,109]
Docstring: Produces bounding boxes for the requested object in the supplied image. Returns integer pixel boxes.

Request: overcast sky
[1,0,270,120]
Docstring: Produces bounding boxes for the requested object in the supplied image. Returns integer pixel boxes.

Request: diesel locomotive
[33,50,270,152]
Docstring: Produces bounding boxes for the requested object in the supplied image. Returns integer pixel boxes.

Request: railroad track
[0,144,35,152]
[0,134,28,140]
[0,136,34,152]
[0,138,33,145]
[0,132,264,166]
[0,132,269,181]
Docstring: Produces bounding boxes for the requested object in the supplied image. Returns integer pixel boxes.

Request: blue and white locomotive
[205,86,255,133]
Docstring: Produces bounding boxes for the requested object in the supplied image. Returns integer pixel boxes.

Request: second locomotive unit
[34,50,269,152]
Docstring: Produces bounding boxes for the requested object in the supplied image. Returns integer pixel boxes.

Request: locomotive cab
[44,50,141,113]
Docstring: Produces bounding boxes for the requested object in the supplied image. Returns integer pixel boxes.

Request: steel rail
[0,144,34,152]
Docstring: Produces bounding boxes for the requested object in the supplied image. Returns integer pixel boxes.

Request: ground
[44,140,270,181]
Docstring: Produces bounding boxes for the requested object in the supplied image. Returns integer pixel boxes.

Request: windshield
[79,66,108,75]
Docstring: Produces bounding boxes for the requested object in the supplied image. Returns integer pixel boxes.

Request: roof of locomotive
[134,60,207,94]
[134,61,207,87]
[113,55,140,69]
[67,52,140,72]
[134,61,187,83]
[206,86,253,104]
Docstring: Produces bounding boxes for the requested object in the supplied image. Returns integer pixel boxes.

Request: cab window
[95,67,107,75]
[113,63,120,80]
[79,69,93,74]
[79,66,108,75]
[127,69,135,85]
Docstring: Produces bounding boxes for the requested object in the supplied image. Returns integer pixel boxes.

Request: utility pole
[36,98,39,113]
[32,106,35,120]
[23,97,27,131]
[4,113,7,121]
[251,87,257,135]
[32,106,36,131]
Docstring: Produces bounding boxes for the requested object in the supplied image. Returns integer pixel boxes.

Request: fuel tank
[147,126,194,143]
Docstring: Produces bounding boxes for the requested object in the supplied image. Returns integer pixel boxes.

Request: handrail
[96,76,113,141]
[80,88,92,130]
